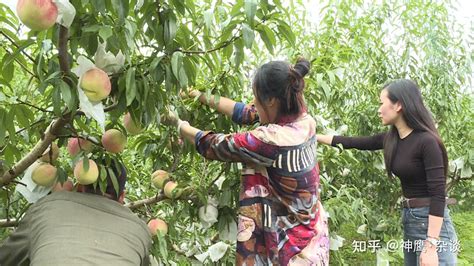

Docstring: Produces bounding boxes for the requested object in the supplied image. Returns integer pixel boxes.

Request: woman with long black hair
[317,79,458,266]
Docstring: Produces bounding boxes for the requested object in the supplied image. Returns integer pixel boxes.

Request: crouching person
[0,159,152,266]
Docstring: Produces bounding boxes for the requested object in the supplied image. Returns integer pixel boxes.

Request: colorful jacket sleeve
[232,102,259,125]
[195,130,274,167]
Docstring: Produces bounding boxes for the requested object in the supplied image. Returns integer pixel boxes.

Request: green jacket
[0,191,152,266]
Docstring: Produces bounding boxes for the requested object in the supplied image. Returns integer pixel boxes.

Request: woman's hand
[180,87,202,99]
[162,107,180,127]
[420,243,438,266]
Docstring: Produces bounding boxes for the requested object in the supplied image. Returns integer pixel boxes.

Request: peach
[73,159,99,185]
[124,112,143,135]
[164,181,181,199]
[31,162,57,186]
[39,142,59,163]
[151,170,169,189]
[101,129,126,153]
[67,137,94,157]
[148,218,168,236]
[80,68,111,102]
[52,178,74,192]
[16,0,58,31]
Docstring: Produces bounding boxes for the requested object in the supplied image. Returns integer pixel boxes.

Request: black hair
[382,79,448,177]
[253,58,310,121]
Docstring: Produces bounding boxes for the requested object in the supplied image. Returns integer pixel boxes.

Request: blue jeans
[402,206,458,266]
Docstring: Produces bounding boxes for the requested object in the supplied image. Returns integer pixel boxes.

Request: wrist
[424,237,439,249]
[177,120,189,135]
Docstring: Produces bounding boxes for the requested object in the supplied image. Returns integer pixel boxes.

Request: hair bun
[293,58,311,78]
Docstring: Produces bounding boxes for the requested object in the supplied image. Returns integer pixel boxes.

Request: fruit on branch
[124,112,143,135]
[164,181,182,199]
[151,170,170,189]
[16,0,58,31]
[148,218,168,236]
[39,142,59,163]
[52,178,74,192]
[67,137,94,157]
[31,162,57,186]
[73,159,99,185]
[101,129,126,153]
[80,68,111,102]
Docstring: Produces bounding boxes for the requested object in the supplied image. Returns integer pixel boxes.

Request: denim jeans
[402,206,458,266]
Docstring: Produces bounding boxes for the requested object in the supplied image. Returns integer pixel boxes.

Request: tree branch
[0,48,36,78]
[179,34,240,55]
[0,218,18,227]
[0,29,37,64]
[58,26,71,79]
[15,99,53,113]
[125,193,166,209]
[0,25,72,187]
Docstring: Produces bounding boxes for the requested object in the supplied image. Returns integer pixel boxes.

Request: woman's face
[378,89,401,125]
[253,88,278,124]
[253,94,270,124]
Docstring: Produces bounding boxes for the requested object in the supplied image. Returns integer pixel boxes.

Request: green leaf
[203,9,213,30]
[14,105,33,129]
[56,167,68,184]
[171,52,182,78]
[257,25,275,54]
[157,233,168,260]
[100,166,107,181]
[171,51,183,81]
[242,23,255,49]
[126,67,137,106]
[0,108,6,146]
[52,86,62,116]
[82,25,101,33]
[233,38,244,69]
[59,80,76,111]
[276,21,295,46]
[107,167,119,197]
[2,60,14,83]
[83,156,90,172]
[244,0,258,26]
[90,0,106,14]
[111,1,128,24]
[149,56,164,73]
[99,26,113,41]
[170,0,186,15]
[164,13,177,46]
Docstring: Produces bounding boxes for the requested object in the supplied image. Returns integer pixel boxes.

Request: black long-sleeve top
[331,131,447,217]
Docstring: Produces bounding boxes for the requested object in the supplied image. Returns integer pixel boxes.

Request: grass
[330,210,474,265]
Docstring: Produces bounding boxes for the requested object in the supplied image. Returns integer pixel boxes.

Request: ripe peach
[124,112,143,135]
[151,170,169,189]
[31,163,57,186]
[148,218,168,236]
[80,68,111,102]
[16,0,58,31]
[67,137,94,157]
[52,178,74,192]
[164,181,182,199]
[39,142,59,163]
[73,159,99,185]
[101,129,127,153]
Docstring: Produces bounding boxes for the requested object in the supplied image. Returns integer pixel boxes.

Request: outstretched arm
[177,120,200,145]
[189,90,236,118]
[316,134,334,145]
[187,90,259,125]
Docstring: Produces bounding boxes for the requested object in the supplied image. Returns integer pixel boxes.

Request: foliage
[0,0,472,264]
